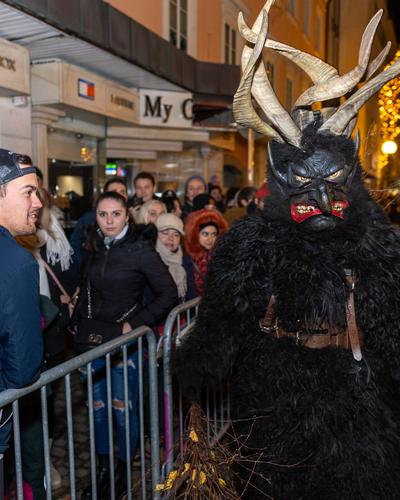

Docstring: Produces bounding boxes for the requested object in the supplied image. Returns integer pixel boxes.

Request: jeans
[81,348,140,462]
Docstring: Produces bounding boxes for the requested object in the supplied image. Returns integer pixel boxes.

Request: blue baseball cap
[0,149,36,186]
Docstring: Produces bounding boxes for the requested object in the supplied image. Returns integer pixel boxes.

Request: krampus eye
[326,169,343,181]
[293,174,310,183]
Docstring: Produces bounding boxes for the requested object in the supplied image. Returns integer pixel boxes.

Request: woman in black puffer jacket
[75,191,177,500]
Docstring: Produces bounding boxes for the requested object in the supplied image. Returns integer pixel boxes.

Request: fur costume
[174,2,400,499]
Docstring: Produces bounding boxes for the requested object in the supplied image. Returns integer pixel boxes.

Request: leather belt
[259,269,363,361]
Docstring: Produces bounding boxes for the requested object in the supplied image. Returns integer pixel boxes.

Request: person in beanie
[156,214,196,302]
[0,151,43,475]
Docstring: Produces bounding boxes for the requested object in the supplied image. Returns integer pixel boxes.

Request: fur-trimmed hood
[184,209,228,258]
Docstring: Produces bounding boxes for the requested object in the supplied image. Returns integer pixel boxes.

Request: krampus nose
[311,183,332,214]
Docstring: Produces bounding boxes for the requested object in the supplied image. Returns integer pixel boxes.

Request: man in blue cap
[0,151,43,462]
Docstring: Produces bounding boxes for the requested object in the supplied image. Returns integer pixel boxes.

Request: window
[169,0,188,52]
[266,61,275,88]
[316,14,322,52]
[303,0,311,36]
[287,0,296,17]
[224,23,237,64]
[285,77,293,109]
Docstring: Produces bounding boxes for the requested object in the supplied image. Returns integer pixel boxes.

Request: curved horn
[365,41,391,80]
[319,58,400,136]
[294,9,383,106]
[238,12,337,84]
[239,3,301,145]
[239,9,385,107]
[233,10,284,141]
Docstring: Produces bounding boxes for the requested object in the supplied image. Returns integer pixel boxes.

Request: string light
[378,50,400,173]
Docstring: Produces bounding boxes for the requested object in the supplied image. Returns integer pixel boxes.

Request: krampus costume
[174,2,400,499]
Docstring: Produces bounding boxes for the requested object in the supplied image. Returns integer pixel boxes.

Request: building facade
[0,0,396,204]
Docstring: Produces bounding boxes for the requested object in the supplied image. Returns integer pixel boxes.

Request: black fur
[174,133,400,498]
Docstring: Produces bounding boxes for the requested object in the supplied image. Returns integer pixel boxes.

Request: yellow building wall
[196,0,222,62]
[105,0,163,37]
[103,0,392,187]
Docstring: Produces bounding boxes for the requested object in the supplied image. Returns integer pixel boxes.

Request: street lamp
[381,140,398,155]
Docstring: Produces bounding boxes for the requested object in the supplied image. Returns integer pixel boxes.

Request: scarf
[102,224,129,249]
[156,240,187,300]
[37,212,73,271]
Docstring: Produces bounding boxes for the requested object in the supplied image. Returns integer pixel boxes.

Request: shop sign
[139,89,193,128]
[0,38,29,96]
[105,86,139,123]
[32,60,139,124]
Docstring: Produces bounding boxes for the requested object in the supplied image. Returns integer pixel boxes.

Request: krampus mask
[233,0,400,232]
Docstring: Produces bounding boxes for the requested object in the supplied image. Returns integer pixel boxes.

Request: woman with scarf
[155,213,196,302]
[184,209,228,296]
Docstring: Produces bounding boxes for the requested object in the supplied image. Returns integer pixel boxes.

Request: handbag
[74,281,138,353]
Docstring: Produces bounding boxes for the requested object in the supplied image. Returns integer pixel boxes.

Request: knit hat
[0,149,36,185]
[156,213,184,236]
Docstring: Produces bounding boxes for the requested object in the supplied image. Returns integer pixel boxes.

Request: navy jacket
[0,227,43,451]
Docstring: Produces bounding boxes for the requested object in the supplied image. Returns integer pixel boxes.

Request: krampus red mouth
[291,200,349,223]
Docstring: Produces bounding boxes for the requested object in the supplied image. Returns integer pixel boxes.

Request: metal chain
[87,281,137,323]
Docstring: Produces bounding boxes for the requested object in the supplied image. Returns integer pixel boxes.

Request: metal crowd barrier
[162,298,231,475]
[0,326,160,500]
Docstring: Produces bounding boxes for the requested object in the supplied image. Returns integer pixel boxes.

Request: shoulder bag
[74,281,138,353]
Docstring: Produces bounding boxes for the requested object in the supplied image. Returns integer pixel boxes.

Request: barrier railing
[0,326,160,500]
[162,298,231,475]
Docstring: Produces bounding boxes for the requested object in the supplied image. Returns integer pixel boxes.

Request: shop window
[316,13,322,52]
[224,23,237,64]
[169,0,188,52]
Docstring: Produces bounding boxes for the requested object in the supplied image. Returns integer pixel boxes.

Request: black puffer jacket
[77,224,178,329]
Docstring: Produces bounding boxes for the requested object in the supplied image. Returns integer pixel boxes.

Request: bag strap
[43,260,71,301]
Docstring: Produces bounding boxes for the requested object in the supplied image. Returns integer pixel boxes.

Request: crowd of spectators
[2,164,268,498]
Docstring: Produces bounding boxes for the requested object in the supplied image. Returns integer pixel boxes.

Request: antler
[319,58,400,135]
[234,0,302,146]
[239,8,390,108]
[233,10,284,142]
[235,1,400,139]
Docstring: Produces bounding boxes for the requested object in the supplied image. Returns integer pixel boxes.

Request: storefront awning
[0,2,184,92]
